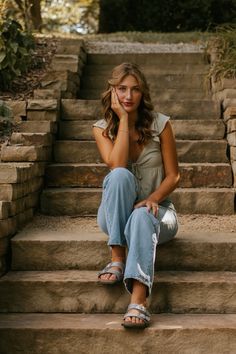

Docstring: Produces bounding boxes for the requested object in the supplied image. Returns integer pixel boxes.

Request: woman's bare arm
[93,89,130,169]
[134,121,180,214]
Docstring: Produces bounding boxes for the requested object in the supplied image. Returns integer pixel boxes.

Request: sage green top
[93,112,175,210]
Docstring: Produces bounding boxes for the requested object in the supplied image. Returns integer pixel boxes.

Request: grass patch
[207,25,236,80]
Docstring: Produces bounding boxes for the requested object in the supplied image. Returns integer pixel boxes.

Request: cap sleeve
[151,112,170,142]
[92,119,108,130]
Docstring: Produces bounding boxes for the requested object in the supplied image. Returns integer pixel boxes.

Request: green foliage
[207,24,236,80]
[99,0,236,33]
[0,17,35,90]
[0,100,13,119]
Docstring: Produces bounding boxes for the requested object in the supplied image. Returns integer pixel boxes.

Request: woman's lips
[123,102,134,107]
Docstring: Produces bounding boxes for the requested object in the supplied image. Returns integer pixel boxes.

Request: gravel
[26,213,236,234]
[85,41,205,54]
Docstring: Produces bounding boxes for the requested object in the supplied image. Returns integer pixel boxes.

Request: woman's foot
[98,260,125,284]
[99,246,126,283]
[122,303,150,329]
[123,280,149,327]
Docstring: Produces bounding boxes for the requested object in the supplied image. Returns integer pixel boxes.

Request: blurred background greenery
[1,0,235,35]
[0,0,236,90]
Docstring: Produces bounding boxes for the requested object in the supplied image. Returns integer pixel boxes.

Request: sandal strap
[124,303,150,322]
[98,261,125,280]
[123,313,149,322]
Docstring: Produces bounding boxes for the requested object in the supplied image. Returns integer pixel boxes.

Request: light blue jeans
[97,167,178,296]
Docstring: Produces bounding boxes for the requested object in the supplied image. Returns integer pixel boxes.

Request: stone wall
[0,38,86,276]
[212,78,236,188]
[0,100,57,276]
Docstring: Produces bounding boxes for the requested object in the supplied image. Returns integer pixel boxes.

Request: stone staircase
[0,48,236,353]
[40,51,234,215]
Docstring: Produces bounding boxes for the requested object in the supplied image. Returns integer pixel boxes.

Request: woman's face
[115,74,142,113]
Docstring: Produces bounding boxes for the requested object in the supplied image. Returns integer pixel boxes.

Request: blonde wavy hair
[101,62,154,144]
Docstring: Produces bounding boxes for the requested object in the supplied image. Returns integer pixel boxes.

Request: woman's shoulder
[92,118,108,130]
[151,111,170,136]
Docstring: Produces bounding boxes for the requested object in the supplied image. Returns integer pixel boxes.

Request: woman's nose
[126,90,132,99]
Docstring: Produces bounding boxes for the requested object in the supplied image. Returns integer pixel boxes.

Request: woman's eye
[133,87,140,92]
[118,87,126,92]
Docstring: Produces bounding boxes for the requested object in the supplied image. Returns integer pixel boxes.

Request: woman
[93,62,180,329]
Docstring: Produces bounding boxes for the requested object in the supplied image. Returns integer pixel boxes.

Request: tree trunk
[30,0,42,31]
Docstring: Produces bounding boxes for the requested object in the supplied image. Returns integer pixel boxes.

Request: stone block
[212,78,236,93]
[34,89,61,99]
[0,201,10,220]
[16,208,34,229]
[1,146,52,162]
[56,40,85,60]
[230,146,236,160]
[213,89,236,102]
[10,132,53,146]
[27,110,59,122]
[51,55,80,73]
[224,107,236,122]
[227,132,236,146]
[0,237,8,257]
[61,99,100,120]
[0,255,7,276]
[223,99,236,110]
[1,313,236,354]
[27,99,58,111]
[227,119,236,133]
[41,71,79,91]
[6,193,39,217]
[4,101,26,121]
[0,177,43,200]
[18,121,57,134]
[53,140,228,164]
[0,163,34,183]
[231,160,236,187]
[41,187,234,216]
[0,217,17,238]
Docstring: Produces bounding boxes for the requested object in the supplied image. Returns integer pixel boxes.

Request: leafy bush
[99,0,236,33]
[0,17,35,90]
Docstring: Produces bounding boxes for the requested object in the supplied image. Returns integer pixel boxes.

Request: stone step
[53,140,228,163]
[10,132,53,146]
[0,191,40,219]
[83,63,209,75]
[40,187,235,215]
[45,163,232,188]
[60,98,219,120]
[1,145,52,162]
[0,162,45,183]
[59,120,225,140]
[1,270,236,314]
[87,53,207,65]
[11,228,236,272]
[61,99,218,121]
[81,73,207,91]
[79,88,210,100]
[1,313,236,354]
[0,176,43,201]
[18,121,57,134]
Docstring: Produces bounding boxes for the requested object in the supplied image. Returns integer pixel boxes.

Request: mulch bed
[0,36,58,151]
[0,36,58,101]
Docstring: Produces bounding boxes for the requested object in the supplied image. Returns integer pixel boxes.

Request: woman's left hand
[134,198,159,217]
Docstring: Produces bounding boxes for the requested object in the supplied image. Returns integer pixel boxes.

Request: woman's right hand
[111,88,128,121]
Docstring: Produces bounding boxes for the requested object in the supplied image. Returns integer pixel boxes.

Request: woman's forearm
[107,118,130,168]
[148,174,180,203]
